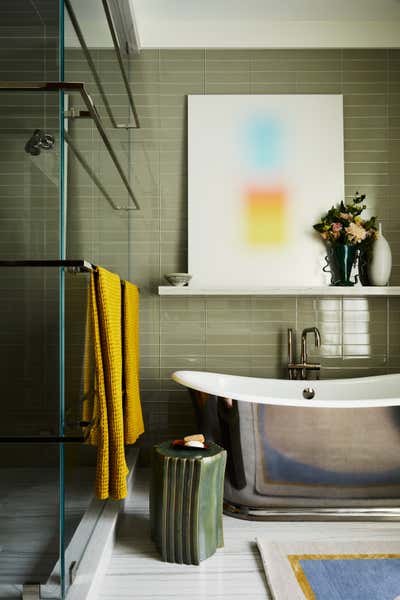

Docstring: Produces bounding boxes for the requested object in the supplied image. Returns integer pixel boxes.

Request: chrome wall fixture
[0,259,96,272]
[100,0,141,128]
[0,81,140,211]
[106,0,141,55]
[287,326,321,380]
[25,129,56,155]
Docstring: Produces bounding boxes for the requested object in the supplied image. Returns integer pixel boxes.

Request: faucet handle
[300,327,322,371]
[287,328,294,363]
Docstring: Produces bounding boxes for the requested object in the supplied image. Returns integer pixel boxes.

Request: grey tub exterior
[190,390,400,520]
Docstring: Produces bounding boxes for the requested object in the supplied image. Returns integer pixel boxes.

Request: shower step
[22,584,40,600]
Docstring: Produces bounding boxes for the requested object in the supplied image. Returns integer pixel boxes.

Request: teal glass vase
[324,244,358,286]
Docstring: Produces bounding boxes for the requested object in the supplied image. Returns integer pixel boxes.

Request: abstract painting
[188,94,344,288]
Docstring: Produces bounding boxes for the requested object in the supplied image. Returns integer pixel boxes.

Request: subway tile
[207,59,251,74]
[205,49,254,61]
[251,70,294,84]
[251,58,298,71]
[206,70,250,84]
[160,308,204,322]
[250,82,297,94]
[204,82,251,94]
[159,59,204,73]
[297,297,342,312]
[296,70,342,84]
[342,69,387,83]
[159,70,203,84]
[345,116,389,130]
[301,58,342,73]
[343,49,389,61]
[205,356,251,371]
[160,49,204,61]
[342,297,387,311]
[343,82,388,94]
[295,82,343,93]
[344,92,389,107]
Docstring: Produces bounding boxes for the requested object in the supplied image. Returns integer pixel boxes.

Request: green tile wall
[0,3,61,437]
[46,48,400,449]
[125,49,400,447]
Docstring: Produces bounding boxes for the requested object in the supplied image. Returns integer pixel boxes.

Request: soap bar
[185,440,204,448]
[184,433,205,443]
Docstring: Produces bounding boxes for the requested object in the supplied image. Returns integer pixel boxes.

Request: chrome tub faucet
[288,326,321,380]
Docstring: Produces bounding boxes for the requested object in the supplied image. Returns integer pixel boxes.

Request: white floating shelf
[158,286,400,296]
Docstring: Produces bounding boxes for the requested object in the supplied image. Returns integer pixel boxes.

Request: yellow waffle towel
[87,267,128,500]
[122,281,144,444]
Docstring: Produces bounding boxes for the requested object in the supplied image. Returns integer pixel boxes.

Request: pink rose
[332,222,343,232]
[345,222,367,243]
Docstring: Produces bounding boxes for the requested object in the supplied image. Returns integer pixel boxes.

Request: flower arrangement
[313,192,378,247]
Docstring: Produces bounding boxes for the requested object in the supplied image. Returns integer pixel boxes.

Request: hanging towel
[122,281,144,444]
[86,267,128,500]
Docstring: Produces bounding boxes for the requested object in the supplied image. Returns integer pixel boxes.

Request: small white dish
[164,273,192,287]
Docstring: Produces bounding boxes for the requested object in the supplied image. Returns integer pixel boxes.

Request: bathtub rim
[172,370,400,408]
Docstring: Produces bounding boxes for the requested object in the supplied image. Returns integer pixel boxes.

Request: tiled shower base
[0,466,95,596]
[0,448,138,600]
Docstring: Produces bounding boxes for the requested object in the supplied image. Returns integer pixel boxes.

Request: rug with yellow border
[256,538,400,600]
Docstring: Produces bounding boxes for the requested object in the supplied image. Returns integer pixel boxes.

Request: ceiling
[133,0,400,22]
[64,0,400,49]
[132,0,400,48]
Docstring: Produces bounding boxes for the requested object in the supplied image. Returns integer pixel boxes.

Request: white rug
[256,538,400,600]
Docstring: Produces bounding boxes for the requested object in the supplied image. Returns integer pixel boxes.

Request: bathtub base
[223,501,400,522]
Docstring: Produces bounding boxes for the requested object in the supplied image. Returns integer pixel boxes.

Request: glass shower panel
[61,442,101,598]
[0,443,61,599]
[0,86,62,437]
[0,90,60,260]
[64,0,136,130]
[0,93,62,587]
[0,0,65,596]
[62,1,134,594]
[0,268,60,438]
[0,0,138,595]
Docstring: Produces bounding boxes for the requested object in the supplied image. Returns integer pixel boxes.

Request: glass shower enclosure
[0,1,139,597]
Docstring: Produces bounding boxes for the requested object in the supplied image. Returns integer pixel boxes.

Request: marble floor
[100,469,400,600]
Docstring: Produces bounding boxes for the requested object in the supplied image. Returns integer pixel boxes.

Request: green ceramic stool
[150,441,227,565]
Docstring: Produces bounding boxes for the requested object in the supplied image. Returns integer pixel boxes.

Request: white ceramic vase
[368,222,392,286]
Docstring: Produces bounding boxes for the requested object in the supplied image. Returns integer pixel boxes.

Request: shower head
[25,129,55,156]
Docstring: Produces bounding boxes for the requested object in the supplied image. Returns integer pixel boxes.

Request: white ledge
[158,286,400,296]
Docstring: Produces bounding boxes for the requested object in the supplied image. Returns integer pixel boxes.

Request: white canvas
[188,94,345,288]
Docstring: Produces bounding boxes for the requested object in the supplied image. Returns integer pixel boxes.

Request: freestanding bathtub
[172,370,400,520]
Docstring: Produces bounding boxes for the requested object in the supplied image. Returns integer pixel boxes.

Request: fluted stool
[150,440,227,564]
